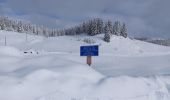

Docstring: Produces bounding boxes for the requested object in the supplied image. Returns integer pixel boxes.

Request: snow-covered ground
[1,30,170,100]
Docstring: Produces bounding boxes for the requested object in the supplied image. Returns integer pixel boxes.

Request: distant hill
[134,37,170,46]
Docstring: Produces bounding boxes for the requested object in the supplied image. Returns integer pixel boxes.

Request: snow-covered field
[1,30,170,100]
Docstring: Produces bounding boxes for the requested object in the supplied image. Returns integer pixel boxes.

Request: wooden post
[87,56,92,66]
[5,36,6,46]
[26,33,28,42]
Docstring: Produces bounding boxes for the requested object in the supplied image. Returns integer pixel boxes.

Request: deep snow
[0,30,170,100]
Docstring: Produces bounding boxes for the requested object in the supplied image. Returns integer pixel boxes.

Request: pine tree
[104,32,111,42]
[32,25,36,34]
[12,20,18,31]
[107,20,113,34]
[95,18,103,34]
[82,22,87,33]
[36,26,40,35]
[113,21,121,36]
[92,22,98,35]
[17,21,23,33]
[42,27,46,36]
[104,21,113,34]
[87,20,93,35]
[104,22,111,42]
[87,19,100,36]
[120,23,128,38]
[1,23,6,30]
[17,26,23,33]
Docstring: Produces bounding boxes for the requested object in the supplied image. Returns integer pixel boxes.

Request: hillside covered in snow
[1,30,170,100]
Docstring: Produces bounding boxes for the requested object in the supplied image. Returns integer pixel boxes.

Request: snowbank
[1,68,170,100]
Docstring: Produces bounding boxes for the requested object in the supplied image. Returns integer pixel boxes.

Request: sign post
[87,56,92,66]
[80,45,99,66]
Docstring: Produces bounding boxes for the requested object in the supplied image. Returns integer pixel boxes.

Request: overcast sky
[0,0,170,38]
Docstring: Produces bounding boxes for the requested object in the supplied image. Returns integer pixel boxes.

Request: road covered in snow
[1,30,170,100]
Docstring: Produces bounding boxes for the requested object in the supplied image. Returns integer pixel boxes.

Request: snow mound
[1,68,169,100]
[0,46,23,56]
[34,72,170,100]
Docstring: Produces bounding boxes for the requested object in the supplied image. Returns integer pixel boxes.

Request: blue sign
[80,45,99,56]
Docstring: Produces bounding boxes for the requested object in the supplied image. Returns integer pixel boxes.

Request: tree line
[0,16,128,42]
[0,16,63,37]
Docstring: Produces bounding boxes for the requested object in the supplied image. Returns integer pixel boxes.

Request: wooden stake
[5,36,6,46]
[87,56,92,66]
[26,33,28,42]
